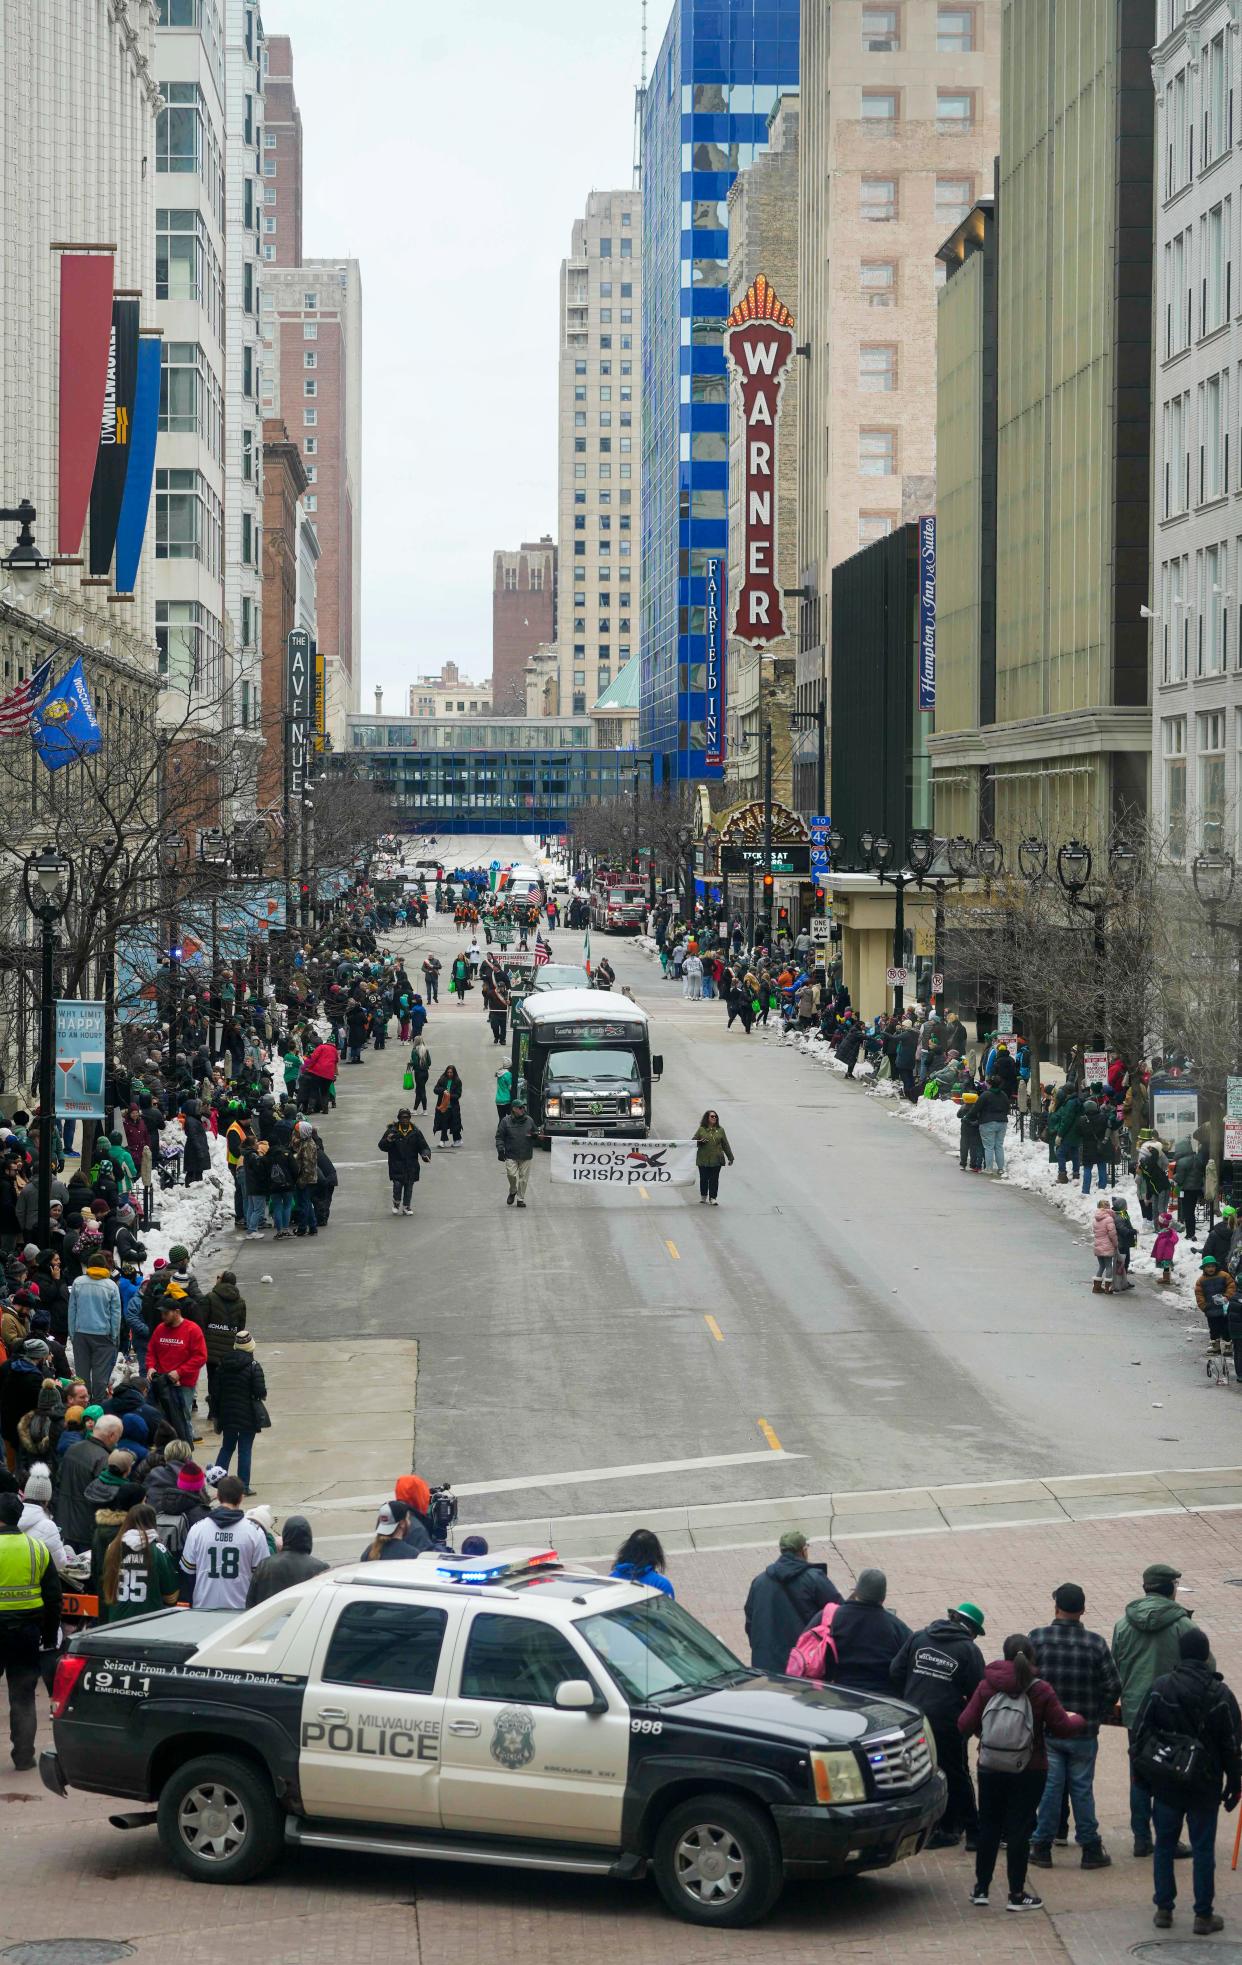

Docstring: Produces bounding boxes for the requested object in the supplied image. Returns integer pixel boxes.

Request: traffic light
[762,873,774,896]
[814,885,826,908]
[777,905,790,929]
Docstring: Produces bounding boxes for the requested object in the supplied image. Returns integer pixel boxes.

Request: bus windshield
[546,1048,639,1083]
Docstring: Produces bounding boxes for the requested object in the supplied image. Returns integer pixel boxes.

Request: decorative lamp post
[22,848,74,1247]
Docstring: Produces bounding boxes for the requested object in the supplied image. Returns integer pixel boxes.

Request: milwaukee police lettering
[301,1714,441,1760]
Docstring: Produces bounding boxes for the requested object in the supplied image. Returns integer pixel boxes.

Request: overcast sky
[280,0,646,705]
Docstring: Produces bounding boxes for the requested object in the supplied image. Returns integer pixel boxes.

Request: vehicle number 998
[631,1719,663,1735]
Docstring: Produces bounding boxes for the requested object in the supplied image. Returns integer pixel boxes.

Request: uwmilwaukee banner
[550,1138,698,1186]
[724,274,795,648]
[57,253,115,556]
[88,295,140,578]
[114,331,162,596]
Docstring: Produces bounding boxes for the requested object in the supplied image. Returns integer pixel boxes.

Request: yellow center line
[757,1417,783,1452]
[704,1314,724,1342]
[665,1238,680,1261]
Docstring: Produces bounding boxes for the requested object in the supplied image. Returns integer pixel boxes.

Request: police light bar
[434,1548,561,1585]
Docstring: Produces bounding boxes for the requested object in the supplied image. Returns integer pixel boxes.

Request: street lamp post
[161,831,188,1083]
[906,830,973,1016]
[864,832,912,1016]
[676,823,695,926]
[1192,848,1242,1070]
[1056,837,1141,1055]
[0,500,50,600]
[22,849,74,1248]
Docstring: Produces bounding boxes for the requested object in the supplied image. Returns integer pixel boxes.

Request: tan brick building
[793,0,1002,816]
[492,539,556,718]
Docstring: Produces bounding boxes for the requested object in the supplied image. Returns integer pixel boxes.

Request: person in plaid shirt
[1028,1582,1121,1869]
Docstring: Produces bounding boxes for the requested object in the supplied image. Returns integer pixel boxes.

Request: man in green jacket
[1112,1562,1194,1856]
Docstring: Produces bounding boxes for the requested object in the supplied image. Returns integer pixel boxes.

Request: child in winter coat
[1092,1198,1119,1292]
[1152,1211,1179,1283]
[1110,1197,1137,1290]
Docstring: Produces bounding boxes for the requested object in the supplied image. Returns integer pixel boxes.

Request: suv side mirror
[651,1055,663,1078]
[555,1679,605,1713]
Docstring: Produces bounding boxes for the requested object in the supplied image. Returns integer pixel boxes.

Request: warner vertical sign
[725,275,796,648]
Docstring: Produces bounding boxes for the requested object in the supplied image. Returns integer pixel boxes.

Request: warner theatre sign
[725,274,795,646]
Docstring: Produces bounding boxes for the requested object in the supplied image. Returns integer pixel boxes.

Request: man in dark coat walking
[181,1102,211,1185]
[743,1529,842,1673]
[378,1108,431,1215]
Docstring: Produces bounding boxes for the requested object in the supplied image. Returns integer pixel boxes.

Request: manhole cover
[1131,1944,1242,1963]
[3,1945,135,1965]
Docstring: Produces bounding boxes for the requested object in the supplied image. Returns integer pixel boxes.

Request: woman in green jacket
[693,1109,735,1206]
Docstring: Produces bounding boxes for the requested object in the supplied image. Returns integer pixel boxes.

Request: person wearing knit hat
[18,1462,75,1574]
[140,1433,190,1511]
[213,1330,267,1496]
[1139,1624,1242,1933]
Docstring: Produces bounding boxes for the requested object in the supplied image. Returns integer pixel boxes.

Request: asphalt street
[205,834,1242,1537]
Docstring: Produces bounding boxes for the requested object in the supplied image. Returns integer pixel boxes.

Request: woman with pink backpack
[958,1633,1085,1914]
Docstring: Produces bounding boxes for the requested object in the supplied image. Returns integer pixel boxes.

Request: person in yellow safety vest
[0,1491,62,1771]
[224,1106,250,1231]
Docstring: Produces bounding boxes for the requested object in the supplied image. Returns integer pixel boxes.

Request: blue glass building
[639,0,800,783]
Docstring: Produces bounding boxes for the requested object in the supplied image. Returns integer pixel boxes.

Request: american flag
[534,936,552,966]
[0,655,54,736]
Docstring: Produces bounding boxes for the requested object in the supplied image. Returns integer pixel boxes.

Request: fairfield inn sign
[724,274,796,649]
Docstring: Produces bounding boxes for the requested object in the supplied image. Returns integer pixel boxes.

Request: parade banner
[917,514,937,711]
[88,295,140,578]
[54,1001,106,1118]
[724,274,796,648]
[113,331,162,595]
[550,1138,698,1186]
[57,253,115,556]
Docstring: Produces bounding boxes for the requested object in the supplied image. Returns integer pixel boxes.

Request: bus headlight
[630,1096,645,1117]
[810,1750,867,1805]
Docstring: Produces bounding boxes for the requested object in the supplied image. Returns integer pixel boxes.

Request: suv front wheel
[157,1753,284,1884]
[652,1791,783,1927]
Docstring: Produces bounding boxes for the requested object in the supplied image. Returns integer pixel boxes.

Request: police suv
[41,1549,945,1928]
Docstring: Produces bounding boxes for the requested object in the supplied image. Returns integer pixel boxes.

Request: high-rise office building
[223,0,266,796]
[492,539,557,717]
[553,190,642,717]
[154,0,230,720]
[792,0,1001,816]
[639,0,800,782]
[262,32,303,267]
[929,0,1155,853]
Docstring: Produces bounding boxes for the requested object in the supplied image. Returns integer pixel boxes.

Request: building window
[1166,69,1190,197]
[599,237,612,257]
[155,467,221,574]
[304,322,318,339]
[1199,371,1229,502]
[264,186,276,204]
[859,344,897,392]
[859,513,894,544]
[935,177,974,228]
[859,428,896,476]
[304,291,317,309]
[621,237,632,257]
[242,345,254,397]
[304,378,316,397]
[862,5,900,50]
[262,216,275,233]
[156,80,204,173]
[937,6,976,51]
[305,464,316,482]
[1200,541,1230,675]
[1165,230,1190,358]
[304,437,316,454]
[264,129,276,148]
[263,157,276,178]
[860,177,898,222]
[1205,32,1231,165]
[937,90,975,133]
[305,351,316,369]
[860,259,896,306]
[304,408,316,425]
[1203,202,1232,336]
[574,438,586,453]
[158,341,223,458]
[263,243,275,261]
[861,91,899,129]
[241,427,253,482]
[1199,710,1227,841]
[1164,391,1190,516]
[240,595,252,648]
[1164,715,1187,854]
[305,494,317,511]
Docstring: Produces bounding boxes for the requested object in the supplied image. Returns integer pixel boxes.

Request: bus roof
[520,989,650,1026]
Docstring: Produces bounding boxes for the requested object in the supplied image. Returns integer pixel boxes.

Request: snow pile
[142,1127,230,1267]
[780,1025,1205,1313]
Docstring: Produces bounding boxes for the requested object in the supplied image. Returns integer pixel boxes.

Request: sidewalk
[6,1503,1242,1959]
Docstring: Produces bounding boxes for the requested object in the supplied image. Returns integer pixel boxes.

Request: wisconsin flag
[32,657,104,771]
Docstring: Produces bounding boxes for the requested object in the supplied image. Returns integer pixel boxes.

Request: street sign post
[996,1003,1014,1035]
[810,917,832,942]
[885,966,909,990]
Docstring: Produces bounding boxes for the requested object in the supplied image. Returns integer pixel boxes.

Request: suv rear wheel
[652,1791,783,1927]
[157,1753,284,1884]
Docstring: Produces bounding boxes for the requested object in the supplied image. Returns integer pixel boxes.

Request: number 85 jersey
[180,1511,272,1612]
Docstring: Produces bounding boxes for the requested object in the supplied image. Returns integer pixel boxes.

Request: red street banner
[724,274,795,648]
[57,253,115,556]
[88,295,140,579]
